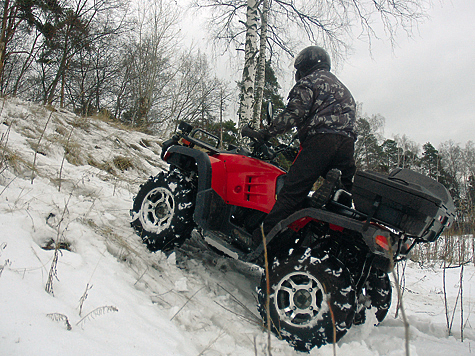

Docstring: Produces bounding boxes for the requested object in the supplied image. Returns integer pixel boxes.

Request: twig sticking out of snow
[58,126,74,192]
[0,258,10,278]
[0,119,12,175]
[45,191,73,295]
[216,283,261,325]
[78,283,93,317]
[44,245,60,296]
[388,242,410,356]
[76,306,119,327]
[197,331,225,356]
[47,313,72,331]
[78,252,105,316]
[326,296,337,356]
[0,119,18,197]
[260,224,273,356]
[31,111,53,184]
[170,286,205,321]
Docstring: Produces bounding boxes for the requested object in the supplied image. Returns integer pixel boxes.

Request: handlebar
[241,124,298,162]
[241,124,262,141]
[241,124,277,160]
[171,121,297,163]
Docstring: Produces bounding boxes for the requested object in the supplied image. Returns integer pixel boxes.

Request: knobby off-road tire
[130,170,195,252]
[354,268,392,325]
[258,249,356,352]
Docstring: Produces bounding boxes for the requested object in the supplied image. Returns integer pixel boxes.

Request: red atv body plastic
[209,153,285,213]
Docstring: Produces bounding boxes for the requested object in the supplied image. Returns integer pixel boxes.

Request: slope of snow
[0,98,473,355]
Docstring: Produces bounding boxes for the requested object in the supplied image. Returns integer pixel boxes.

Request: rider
[253,45,357,242]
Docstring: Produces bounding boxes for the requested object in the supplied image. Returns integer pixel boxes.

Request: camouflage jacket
[266,69,357,142]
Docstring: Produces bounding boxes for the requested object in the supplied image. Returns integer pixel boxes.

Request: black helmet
[294,46,331,80]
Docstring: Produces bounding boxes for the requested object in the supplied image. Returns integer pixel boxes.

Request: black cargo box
[352,168,455,241]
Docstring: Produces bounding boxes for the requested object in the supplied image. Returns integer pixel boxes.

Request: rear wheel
[354,268,392,325]
[130,170,195,252]
[258,249,356,352]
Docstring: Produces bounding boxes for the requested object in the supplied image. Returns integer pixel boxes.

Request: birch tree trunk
[252,0,269,128]
[238,0,259,130]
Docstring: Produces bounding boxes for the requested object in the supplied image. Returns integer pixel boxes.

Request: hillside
[0,98,473,356]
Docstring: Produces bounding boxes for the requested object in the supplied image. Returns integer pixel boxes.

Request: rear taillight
[375,235,389,250]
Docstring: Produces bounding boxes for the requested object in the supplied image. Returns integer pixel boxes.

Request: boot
[310,169,341,208]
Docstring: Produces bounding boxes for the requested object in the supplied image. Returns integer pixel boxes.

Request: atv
[130,113,455,352]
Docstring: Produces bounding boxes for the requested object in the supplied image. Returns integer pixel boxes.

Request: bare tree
[354,113,385,171]
[440,140,463,200]
[34,0,126,106]
[216,81,234,145]
[393,134,420,169]
[163,49,232,133]
[60,1,130,115]
[0,0,64,94]
[118,0,180,129]
[11,29,42,96]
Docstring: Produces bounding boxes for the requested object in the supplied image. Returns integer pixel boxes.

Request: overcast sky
[337,0,475,148]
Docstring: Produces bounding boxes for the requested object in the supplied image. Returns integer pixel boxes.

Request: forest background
[0,0,473,248]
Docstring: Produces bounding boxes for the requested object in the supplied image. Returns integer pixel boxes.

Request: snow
[0,98,474,355]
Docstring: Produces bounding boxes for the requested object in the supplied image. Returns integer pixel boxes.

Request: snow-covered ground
[0,98,474,355]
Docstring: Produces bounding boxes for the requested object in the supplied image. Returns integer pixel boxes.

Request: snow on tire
[130,170,195,252]
[258,249,356,352]
[354,268,392,325]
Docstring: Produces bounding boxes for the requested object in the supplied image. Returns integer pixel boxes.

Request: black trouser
[263,133,356,235]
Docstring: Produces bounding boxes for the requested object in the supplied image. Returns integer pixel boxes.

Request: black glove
[255,129,272,142]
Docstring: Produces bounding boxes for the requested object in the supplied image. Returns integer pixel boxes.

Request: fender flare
[244,208,385,263]
[165,145,212,193]
[165,146,219,230]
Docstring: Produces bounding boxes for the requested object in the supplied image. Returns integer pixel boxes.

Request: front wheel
[130,170,195,252]
[258,249,356,352]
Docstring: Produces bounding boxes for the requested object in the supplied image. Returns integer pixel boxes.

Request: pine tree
[259,61,285,126]
[380,139,400,173]
[421,142,441,180]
